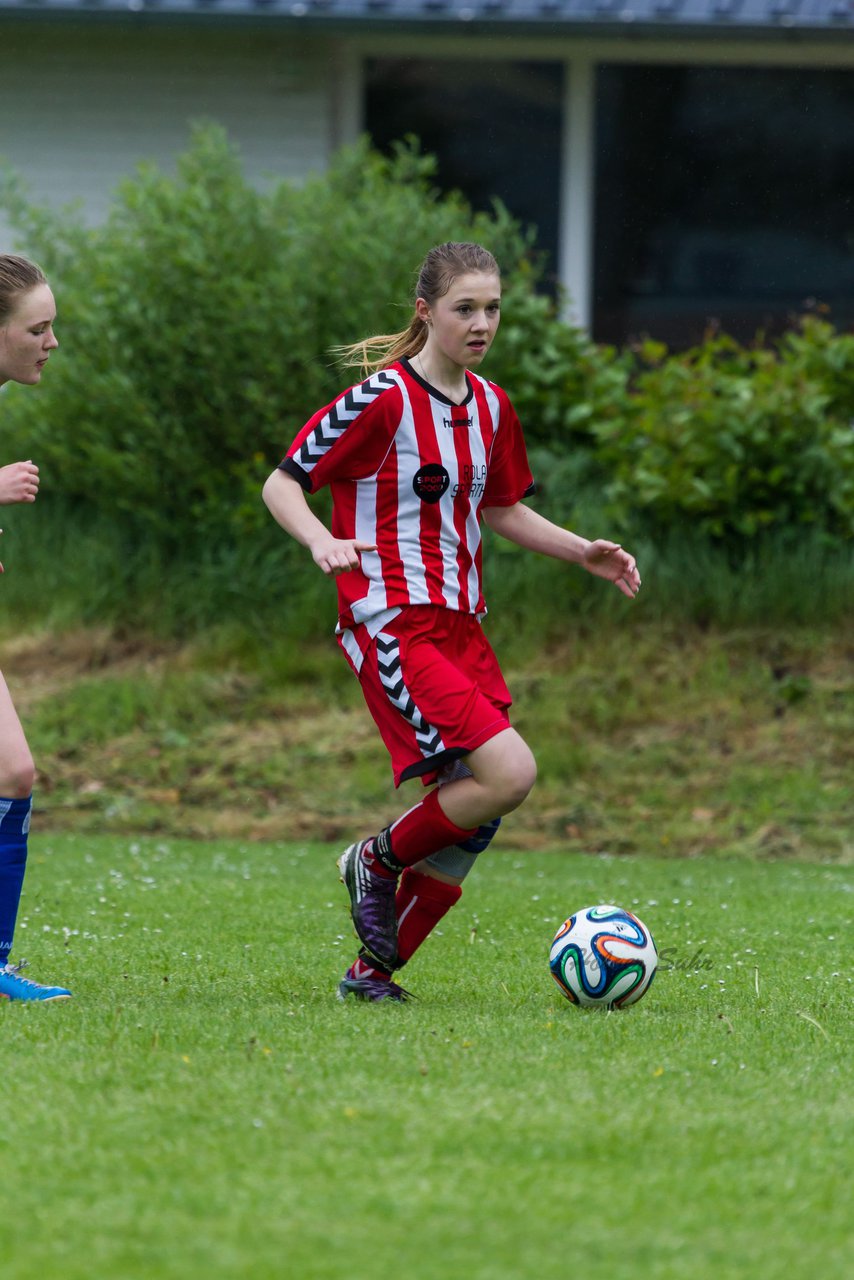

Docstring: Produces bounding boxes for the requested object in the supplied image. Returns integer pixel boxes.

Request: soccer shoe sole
[0,989,72,1003]
[336,975,414,1003]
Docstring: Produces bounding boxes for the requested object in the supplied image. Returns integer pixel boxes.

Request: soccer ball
[549,904,658,1008]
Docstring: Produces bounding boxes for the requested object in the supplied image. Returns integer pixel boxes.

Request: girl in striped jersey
[263,242,640,1002]
[0,255,70,1002]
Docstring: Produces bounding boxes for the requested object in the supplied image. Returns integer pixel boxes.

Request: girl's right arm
[262,469,375,577]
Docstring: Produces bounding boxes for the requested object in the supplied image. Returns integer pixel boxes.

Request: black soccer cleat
[337,839,400,971]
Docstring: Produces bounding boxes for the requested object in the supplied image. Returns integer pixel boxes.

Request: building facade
[2,2,853,344]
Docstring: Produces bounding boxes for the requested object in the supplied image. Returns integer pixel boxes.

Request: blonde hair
[335,242,500,377]
[0,254,47,325]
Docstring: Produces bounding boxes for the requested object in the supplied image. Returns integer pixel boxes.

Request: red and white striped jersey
[280,358,534,663]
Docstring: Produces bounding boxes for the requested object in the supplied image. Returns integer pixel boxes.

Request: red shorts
[356,607,512,787]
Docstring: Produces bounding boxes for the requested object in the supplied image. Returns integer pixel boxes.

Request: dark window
[594,65,854,346]
[365,59,563,286]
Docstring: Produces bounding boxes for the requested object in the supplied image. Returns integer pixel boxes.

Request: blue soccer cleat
[0,962,72,1003]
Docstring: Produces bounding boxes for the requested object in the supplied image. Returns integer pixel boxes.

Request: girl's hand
[0,460,39,505]
[583,540,641,598]
[311,535,376,577]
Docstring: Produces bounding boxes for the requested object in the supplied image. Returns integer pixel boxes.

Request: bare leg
[0,670,35,797]
[0,668,72,997]
[434,727,537,832]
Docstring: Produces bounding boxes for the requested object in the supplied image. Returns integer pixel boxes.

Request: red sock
[364,788,477,876]
[396,869,462,965]
[348,953,390,981]
[347,869,462,982]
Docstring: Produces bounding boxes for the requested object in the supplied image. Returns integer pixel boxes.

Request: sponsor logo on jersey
[442,414,473,430]
[413,464,450,504]
[453,463,487,500]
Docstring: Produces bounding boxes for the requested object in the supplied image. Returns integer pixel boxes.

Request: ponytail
[334,315,428,379]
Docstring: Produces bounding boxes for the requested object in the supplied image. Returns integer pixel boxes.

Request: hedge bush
[1,125,852,607]
[592,325,854,542]
[0,126,535,550]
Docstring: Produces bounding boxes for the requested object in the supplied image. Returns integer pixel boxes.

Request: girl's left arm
[482,502,641,599]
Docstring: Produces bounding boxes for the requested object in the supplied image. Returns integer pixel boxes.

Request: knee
[464,730,538,818]
[0,751,35,799]
[497,741,538,812]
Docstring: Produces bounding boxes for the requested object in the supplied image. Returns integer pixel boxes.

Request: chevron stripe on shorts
[295,371,396,470]
[374,631,446,761]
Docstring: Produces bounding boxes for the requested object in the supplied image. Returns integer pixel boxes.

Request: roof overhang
[0,0,853,41]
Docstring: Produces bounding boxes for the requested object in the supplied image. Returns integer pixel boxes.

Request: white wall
[0,23,336,245]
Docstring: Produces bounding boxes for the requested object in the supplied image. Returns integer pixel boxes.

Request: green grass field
[4,835,851,1280]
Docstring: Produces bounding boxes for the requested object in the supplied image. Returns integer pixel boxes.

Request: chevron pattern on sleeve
[295,371,396,472]
[375,632,446,761]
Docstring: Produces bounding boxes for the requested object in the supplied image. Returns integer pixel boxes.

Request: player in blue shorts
[264,242,640,1001]
[0,254,71,1002]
